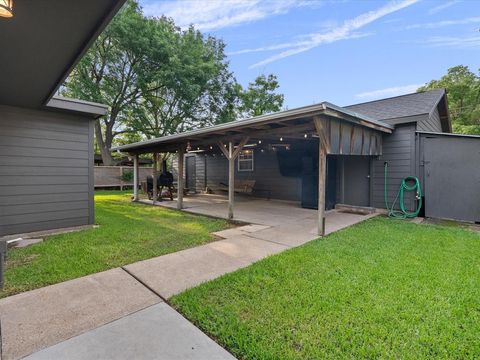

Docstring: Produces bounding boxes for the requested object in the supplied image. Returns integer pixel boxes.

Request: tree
[418,65,480,135]
[239,74,284,117]
[62,1,167,165]
[63,1,285,165]
[127,23,238,140]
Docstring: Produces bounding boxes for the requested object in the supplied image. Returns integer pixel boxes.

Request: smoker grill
[146,170,175,201]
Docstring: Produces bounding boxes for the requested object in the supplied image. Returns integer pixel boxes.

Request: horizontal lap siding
[417,107,443,132]
[372,123,417,211]
[0,105,94,236]
[203,150,301,201]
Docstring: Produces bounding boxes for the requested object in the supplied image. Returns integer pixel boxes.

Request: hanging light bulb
[304,133,308,138]
[209,145,213,150]
[258,140,262,144]
[0,0,13,18]
[280,137,283,141]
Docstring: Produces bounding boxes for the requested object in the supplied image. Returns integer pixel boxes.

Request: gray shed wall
[418,133,480,222]
[0,105,94,236]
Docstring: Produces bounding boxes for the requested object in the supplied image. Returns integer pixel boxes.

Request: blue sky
[139,0,480,108]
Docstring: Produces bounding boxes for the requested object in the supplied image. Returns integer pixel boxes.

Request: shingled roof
[345,89,446,121]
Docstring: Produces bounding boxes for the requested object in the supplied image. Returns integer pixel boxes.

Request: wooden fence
[94,166,153,189]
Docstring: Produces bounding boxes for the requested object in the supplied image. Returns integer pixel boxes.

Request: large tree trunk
[95,120,115,166]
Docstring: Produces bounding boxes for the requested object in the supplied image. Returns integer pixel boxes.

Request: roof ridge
[345,88,445,108]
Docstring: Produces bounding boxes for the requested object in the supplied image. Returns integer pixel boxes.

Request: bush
[121,169,134,182]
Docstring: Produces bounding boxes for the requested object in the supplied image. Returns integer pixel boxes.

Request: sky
[139,0,480,109]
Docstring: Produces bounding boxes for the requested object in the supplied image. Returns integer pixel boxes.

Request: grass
[1,191,228,298]
[171,217,480,359]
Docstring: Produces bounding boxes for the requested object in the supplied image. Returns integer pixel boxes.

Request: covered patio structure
[114,102,392,235]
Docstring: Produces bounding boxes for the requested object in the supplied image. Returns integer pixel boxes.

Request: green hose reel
[384,162,422,219]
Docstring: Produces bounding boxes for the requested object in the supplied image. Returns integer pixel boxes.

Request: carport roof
[113,101,394,154]
[0,0,126,114]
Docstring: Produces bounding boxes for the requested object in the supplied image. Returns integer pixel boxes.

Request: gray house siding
[372,123,417,211]
[0,105,94,236]
[180,150,302,202]
[417,107,443,132]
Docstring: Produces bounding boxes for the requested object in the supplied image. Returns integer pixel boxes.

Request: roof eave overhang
[113,102,393,154]
[43,0,127,106]
[46,96,108,119]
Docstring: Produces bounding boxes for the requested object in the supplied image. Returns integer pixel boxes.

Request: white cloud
[403,16,480,30]
[428,0,460,15]
[142,0,320,31]
[246,0,419,68]
[355,84,424,100]
[423,36,480,49]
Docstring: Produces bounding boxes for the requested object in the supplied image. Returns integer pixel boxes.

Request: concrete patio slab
[25,303,235,360]
[124,235,287,299]
[213,224,271,239]
[0,268,161,360]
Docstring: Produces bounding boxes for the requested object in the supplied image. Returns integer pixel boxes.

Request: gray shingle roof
[345,89,445,121]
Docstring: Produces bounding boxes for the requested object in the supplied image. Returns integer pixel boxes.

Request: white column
[177,149,184,210]
[133,154,139,201]
[228,141,234,220]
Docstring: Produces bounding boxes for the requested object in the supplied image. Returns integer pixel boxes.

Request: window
[238,149,254,172]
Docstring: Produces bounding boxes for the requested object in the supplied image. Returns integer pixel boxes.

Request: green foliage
[127,23,238,139]
[121,169,134,182]
[172,217,480,359]
[0,191,228,298]
[419,65,480,134]
[239,74,284,117]
[63,1,285,163]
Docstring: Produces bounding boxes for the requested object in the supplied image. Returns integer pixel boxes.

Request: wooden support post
[217,137,249,220]
[314,116,330,236]
[177,148,184,210]
[152,153,158,205]
[318,146,327,235]
[228,141,234,220]
[133,154,139,201]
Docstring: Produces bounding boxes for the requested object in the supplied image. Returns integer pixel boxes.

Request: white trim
[237,150,254,172]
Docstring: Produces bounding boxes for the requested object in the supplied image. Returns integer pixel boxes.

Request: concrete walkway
[24,303,235,360]
[0,197,377,359]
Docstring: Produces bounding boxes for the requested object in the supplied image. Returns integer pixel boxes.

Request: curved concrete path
[0,198,376,359]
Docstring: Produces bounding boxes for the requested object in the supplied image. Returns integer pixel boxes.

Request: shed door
[185,156,196,191]
[424,137,480,222]
[343,156,371,207]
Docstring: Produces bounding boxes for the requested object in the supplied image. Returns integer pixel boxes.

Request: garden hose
[384,162,422,219]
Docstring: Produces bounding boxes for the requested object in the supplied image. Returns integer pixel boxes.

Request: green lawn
[1,191,228,298]
[171,217,480,359]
